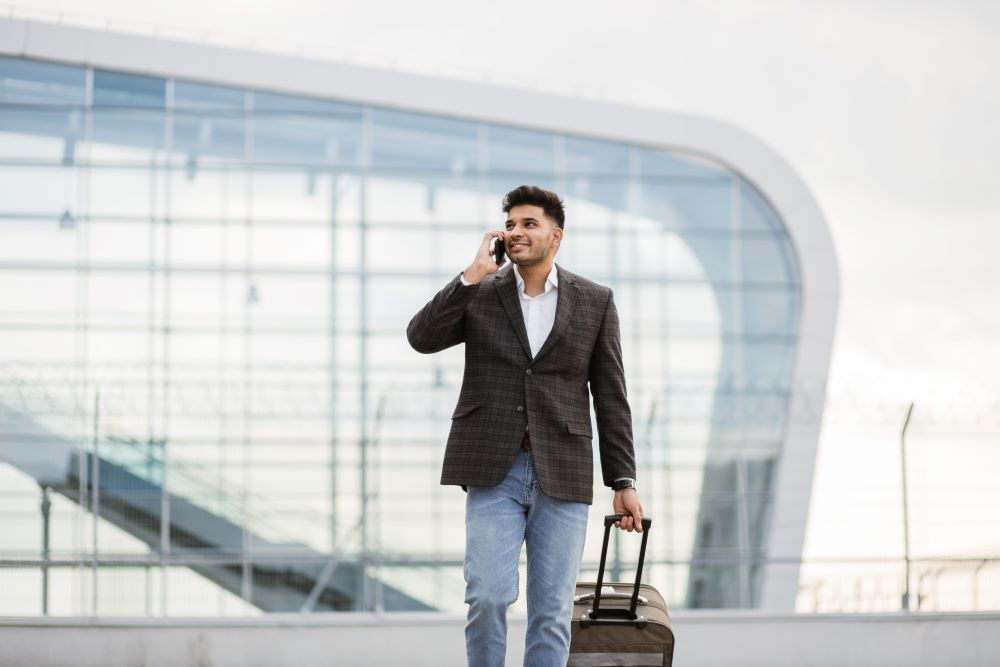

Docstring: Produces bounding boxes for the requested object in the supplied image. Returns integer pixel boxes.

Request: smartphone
[493,237,506,266]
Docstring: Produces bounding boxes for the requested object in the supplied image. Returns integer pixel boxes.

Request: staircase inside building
[0,383,433,613]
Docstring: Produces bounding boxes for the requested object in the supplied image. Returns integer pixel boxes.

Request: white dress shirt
[512,264,559,358]
[460,265,559,357]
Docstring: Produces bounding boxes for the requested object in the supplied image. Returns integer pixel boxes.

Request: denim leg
[465,452,530,667]
[523,456,589,667]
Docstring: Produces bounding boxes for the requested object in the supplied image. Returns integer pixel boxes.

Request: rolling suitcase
[569,514,674,667]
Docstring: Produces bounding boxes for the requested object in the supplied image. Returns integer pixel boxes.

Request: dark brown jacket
[406,264,635,504]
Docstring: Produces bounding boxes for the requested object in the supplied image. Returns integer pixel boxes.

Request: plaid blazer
[406,263,635,505]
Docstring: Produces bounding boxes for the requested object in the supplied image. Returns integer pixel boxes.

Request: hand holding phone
[463,231,506,285]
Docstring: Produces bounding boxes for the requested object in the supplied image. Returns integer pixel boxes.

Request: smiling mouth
[509,242,529,251]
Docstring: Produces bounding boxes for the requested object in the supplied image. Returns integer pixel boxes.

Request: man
[407,185,643,667]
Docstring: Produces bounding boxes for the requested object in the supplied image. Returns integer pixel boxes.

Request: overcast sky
[9,0,1000,563]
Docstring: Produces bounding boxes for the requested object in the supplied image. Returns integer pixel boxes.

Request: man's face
[504,204,563,267]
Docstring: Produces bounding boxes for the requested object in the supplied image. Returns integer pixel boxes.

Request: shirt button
[525,369,532,376]
[516,405,524,412]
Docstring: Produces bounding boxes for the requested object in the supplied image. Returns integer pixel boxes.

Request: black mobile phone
[493,237,506,265]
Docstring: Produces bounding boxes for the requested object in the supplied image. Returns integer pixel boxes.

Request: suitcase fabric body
[569,516,674,667]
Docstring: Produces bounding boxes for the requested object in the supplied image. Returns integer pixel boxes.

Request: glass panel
[0,58,85,160]
[244,274,329,329]
[250,222,330,268]
[0,57,86,104]
[665,283,721,334]
[710,393,788,437]
[0,270,78,317]
[0,112,82,161]
[678,235,733,282]
[371,108,478,174]
[0,329,77,363]
[639,146,726,179]
[94,70,165,109]
[0,164,78,217]
[367,331,419,368]
[740,180,783,232]
[87,270,151,324]
[0,568,42,616]
[86,220,152,264]
[638,178,732,231]
[736,288,799,337]
[251,171,334,223]
[252,91,362,166]
[564,136,630,176]
[741,236,797,284]
[169,221,230,265]
[174,81,243,110]
[85,328,151,363]
[87,169,156,218]
[487,125,556,176]
[169,168,249,221]
[249,332,329,365]
[557,227,612,280]
[89,108,166,157]
[0,218,76,262]
[426,178,481,225]
[725,340,796,389]
[365,177,430,226]
[167,274,231,327]
[173,81,245,163]
[367,225,432,273]
[91,70,166,157]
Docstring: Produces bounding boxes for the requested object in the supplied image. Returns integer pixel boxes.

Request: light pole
[900,402,914,612]
[40,486,51,615]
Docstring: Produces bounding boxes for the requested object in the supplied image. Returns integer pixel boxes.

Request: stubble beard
[509,240,551,267]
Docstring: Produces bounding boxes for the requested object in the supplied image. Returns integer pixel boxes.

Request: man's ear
[552,227,564,246]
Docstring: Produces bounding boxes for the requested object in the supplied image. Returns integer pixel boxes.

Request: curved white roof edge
[1,17,840,610]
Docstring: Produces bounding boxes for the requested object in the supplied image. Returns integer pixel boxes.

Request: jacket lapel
[533,264,578,363]
[494,266,533,360]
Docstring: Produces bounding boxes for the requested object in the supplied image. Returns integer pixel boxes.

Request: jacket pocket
[566,420,593,437]
[452,404,483,420]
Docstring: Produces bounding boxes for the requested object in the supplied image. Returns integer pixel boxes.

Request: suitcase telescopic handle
[590,514,652,622]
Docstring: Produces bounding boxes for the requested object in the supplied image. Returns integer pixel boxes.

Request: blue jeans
[464,450,589,667]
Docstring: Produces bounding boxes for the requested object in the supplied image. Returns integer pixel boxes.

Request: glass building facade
[0,54,801,615]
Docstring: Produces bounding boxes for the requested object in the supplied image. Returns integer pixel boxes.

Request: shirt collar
[513,264,559,296]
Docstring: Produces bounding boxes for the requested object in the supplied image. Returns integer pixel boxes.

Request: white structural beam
[0,17,840,610]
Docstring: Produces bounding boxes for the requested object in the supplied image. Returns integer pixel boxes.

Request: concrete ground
[2,610,999,666]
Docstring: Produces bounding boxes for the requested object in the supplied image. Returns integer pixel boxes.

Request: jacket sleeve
[588,289,637,486]
[406,273,479,354]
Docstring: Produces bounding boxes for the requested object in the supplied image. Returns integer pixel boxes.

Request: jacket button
[516,405,524,412]
[525,369,532,376]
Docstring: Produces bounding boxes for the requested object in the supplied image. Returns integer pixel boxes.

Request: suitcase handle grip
[604,514,652,531]
[575,592,648,605]
[590,515,652,621]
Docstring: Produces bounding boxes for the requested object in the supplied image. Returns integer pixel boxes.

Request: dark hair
[502,185,565,229]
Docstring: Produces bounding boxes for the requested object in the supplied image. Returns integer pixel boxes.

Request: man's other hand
[613,489,644,532]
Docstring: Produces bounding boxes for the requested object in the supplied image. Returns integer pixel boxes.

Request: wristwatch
[611,478,636,491]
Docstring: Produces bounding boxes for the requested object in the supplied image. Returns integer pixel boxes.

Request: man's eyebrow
[506,217,539,224]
